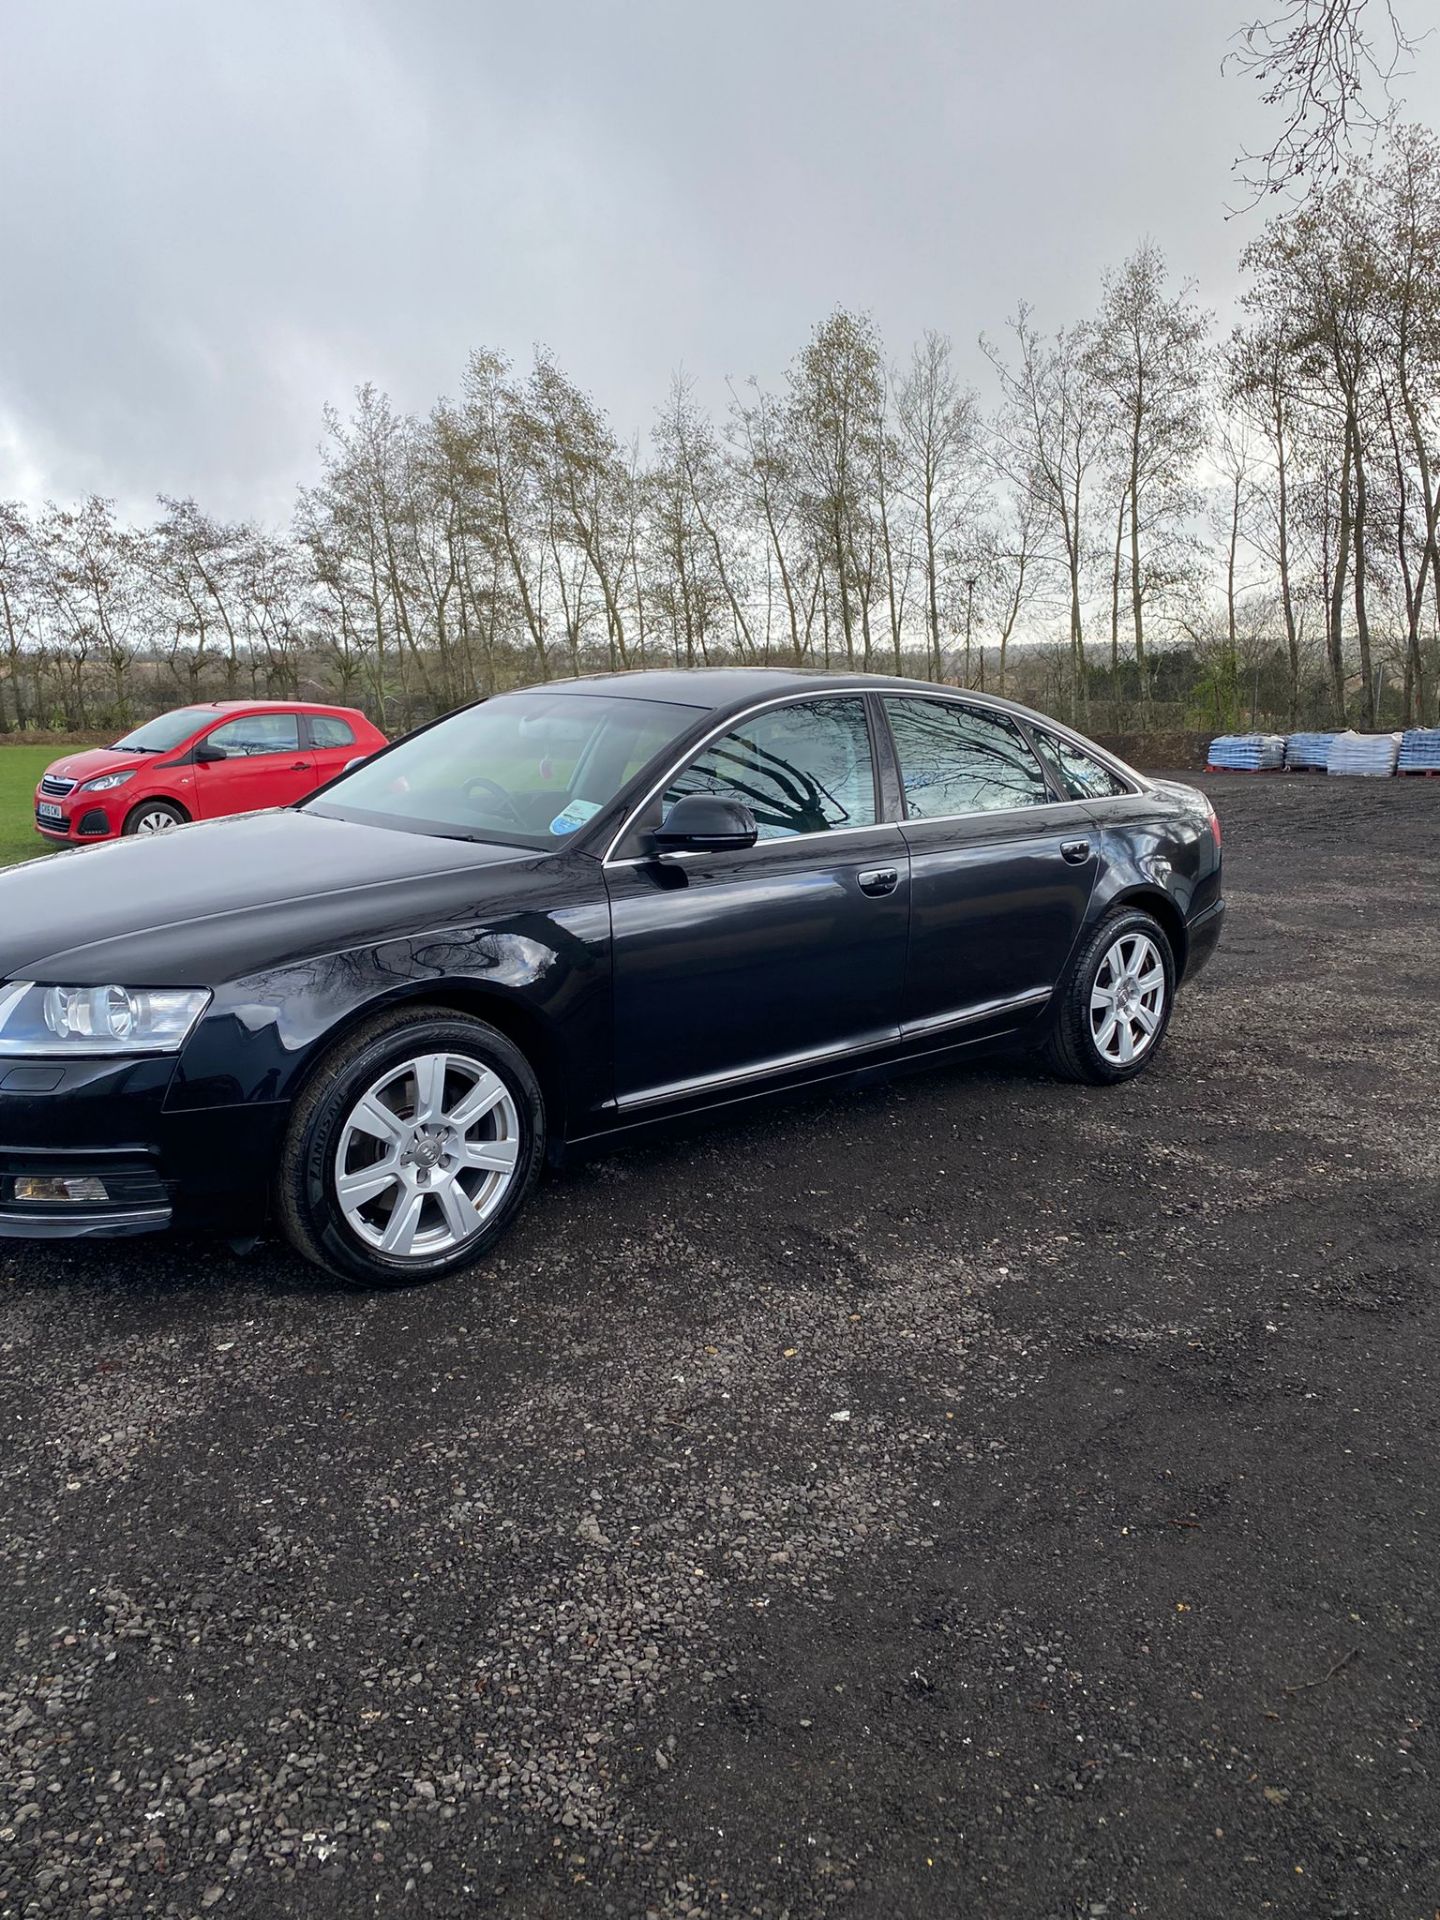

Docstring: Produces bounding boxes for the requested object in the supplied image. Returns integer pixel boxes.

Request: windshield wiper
[110,743,158,753]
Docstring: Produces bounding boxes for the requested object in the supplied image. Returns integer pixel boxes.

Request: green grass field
[0,745,62,868]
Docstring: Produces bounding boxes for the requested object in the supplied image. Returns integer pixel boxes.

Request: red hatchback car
[34,701,388,845]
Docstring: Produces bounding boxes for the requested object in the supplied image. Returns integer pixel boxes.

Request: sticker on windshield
[549,798,602,836]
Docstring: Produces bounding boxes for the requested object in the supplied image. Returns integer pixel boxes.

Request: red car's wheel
[123,799,188,836]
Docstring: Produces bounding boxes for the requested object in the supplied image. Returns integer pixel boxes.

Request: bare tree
[1229,322,1309,719]
[727,377,808,660]
[656,375,757,660]
[984,307,1103,720]
[461,350,552,680]
[527,353,636,672]
[1087,244,1212,705]
[897,331,985,679]
[1228,0,1418,201]
[786,309,885,669]
[0,502,38,731]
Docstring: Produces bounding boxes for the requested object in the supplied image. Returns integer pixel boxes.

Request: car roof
[188,700,362,715]
[526,666,949,707]
[522,666,1044,722]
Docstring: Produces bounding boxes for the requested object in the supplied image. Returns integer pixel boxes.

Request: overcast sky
[3,0,1438,525]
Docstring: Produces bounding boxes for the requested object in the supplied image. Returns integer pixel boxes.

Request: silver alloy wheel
[333,1051,521,1260]
[1089,930,1166,1066]
[133,808,179,834]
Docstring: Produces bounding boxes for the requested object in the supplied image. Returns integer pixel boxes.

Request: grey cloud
[2,0,1437,522]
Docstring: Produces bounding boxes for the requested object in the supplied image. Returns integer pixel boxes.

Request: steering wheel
[461,774,524,825]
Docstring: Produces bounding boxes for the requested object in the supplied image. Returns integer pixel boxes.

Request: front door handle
[858,866,899,897]
[1061,839,1091,865]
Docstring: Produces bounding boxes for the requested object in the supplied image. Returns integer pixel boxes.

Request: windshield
[113,707,214,752]
[305,691,699,849]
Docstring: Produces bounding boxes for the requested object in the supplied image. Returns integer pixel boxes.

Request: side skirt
[558,1008,1053,1162]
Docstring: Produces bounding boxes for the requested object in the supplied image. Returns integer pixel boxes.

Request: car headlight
[80,771,136,792]
[0,980,211,1055]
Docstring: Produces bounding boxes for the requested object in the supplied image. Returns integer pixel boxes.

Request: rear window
[1031,726,1131,800]
[310,715,357,749]
[884,697,1049,817]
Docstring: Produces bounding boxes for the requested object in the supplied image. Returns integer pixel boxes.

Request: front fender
[164,898,613,1137]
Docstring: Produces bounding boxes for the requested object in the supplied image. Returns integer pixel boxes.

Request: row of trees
[4,127,1440,741]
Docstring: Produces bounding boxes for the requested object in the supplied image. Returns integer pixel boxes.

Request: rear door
[192,711,315,819]
[304,711,363,788]
[604,695,910,1111]
[880,696,1100,1043]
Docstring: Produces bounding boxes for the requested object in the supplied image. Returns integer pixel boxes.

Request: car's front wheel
[276,1006,545,1286]
[1043,908,1176,1085]
[123,799,188,835]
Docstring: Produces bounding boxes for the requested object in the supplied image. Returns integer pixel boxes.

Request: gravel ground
[1,773,1438,1920]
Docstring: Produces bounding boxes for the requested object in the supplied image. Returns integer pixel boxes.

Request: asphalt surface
[1,772,1438,1920]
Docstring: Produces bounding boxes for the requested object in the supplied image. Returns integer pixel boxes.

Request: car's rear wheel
[123,799,188,836]
[276,1006,545,1287]
[1043,908,1176,1085]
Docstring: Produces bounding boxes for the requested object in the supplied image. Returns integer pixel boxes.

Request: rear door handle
[1061,839,1091,864]
[858,866,899,896]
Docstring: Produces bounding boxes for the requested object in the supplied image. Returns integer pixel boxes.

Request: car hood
[0,808,541,985]
[41,747,153,785]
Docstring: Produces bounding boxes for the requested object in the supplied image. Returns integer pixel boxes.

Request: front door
[193,712,317,819]
[880,695,1100,1042]
[604,695,910,1112]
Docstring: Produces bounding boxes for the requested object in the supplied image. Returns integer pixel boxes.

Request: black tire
[276,1005,545,1288]
[122,798,188,836]
[1042,907,1176,1086]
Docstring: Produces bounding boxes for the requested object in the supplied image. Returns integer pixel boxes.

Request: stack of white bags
[1327,731,1402,777]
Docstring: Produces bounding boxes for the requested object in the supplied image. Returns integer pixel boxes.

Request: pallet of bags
[1206,733,1287,771]
[1285,731,1336,771]
[1396,728,1440,773]
[1327,731,1401,776]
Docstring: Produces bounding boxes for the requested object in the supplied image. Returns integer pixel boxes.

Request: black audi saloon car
[0,670,1223,1285]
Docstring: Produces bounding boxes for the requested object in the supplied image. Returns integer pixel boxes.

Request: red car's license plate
[36,802,63,819]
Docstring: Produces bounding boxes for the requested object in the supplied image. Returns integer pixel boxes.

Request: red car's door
[192,711,315,820]
[304,711,371,789]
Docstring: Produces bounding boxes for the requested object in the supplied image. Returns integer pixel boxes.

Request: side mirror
[194,740,227,764]
[650,793,758,854]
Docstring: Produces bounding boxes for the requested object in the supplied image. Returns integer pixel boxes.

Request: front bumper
[0,1205,171,1240]
[33,793,125,843]
[0,1053,288,1243]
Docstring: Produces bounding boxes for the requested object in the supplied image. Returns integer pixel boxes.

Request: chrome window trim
[601,688,886,865]
[1022,717,1140,805]
[602,685,1142,866]
[879,693,1142,823]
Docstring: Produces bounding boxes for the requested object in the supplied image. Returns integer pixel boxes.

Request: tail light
[1205,797,1222,850]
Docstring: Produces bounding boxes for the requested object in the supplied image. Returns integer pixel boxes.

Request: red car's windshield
[112,707,214,752]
